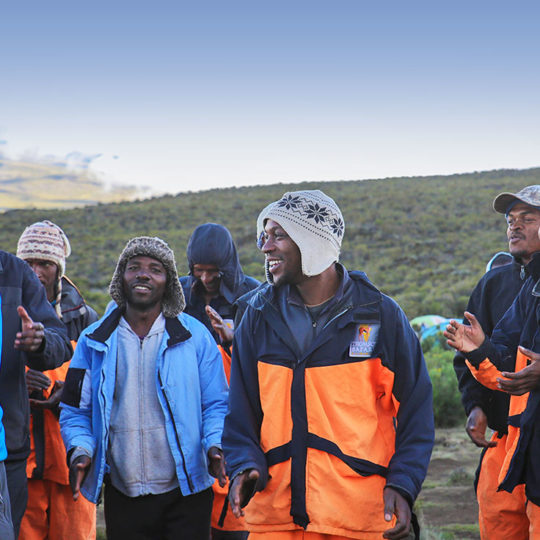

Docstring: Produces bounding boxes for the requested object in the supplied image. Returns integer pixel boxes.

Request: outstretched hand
[229,469,260,518]
[69,455,91,501]
[498,346,540,395]
[382,487,411,539]
[444,312,485,353]
[29,380,65,411]
[466,407,497,448]
[207,446,227,487]
[205,305,234,344]
[15,306,45,352]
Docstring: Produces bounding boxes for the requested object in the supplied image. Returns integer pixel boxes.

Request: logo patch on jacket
[349,324,379,357]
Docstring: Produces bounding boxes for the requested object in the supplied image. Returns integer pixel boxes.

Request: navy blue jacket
[223,270,433,534]
[464,252,540,503]
[180,223,260,342]
[0,251,72,461]
[454,258,529,433]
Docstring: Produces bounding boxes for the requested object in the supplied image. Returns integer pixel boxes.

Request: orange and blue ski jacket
[223,270,434,539]
[462,253,540,505]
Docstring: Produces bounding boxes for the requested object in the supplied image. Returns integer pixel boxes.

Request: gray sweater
[107,315,178,496]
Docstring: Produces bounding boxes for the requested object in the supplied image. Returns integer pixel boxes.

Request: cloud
[64,151,103,169]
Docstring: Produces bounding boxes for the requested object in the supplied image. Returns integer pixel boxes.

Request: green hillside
[1,167,538,317]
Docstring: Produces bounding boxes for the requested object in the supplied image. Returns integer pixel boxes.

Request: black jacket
[454,258,528,434]
[59,277,99,341]
[0,251,72,461]
[463,253,540,502]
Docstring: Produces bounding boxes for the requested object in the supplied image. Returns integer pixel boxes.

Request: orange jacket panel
[26,359,71,484]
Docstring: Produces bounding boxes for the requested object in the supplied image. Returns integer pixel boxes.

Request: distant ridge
[0,156,146,211]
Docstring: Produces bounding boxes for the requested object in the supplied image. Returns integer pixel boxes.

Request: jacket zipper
[99,362,110,500]
[323,305,352,330]
[157,370,195,493]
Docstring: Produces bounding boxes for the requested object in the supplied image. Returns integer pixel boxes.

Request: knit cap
[16,220,71,276]
[257,190,344,282]
[17,220,71,317]
[109,236,185,318]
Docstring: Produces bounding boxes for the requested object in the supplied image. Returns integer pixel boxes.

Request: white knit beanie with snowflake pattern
[257,190,345,282]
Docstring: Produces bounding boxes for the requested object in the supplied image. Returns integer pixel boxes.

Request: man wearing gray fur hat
[60,236,229,539]
[223,190,434,540]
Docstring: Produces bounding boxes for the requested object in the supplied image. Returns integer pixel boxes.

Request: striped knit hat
[257,190,344,283]
[17,220,71,316]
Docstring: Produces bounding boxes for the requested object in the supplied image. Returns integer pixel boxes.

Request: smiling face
[192,263,221,296]
[506,202,540,265]
[261,219,304,287]
[122,255,167,311]
[25,258,59,302]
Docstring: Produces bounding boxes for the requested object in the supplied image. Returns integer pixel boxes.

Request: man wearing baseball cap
[453,185,540,539]
[446,186,540,537]
[223,190,434,539]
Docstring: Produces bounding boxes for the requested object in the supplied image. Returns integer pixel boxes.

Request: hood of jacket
[187,223,246,302]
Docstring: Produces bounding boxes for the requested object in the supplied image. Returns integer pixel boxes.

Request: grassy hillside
[1,167,538,316]
[0,157,143,210]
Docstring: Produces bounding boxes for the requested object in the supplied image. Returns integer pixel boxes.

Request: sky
[1,1,539,195]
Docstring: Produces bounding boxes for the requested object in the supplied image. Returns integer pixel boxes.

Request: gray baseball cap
[493,185,540,214]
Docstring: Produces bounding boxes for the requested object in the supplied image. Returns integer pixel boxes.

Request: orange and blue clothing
[223,269,434,539]
[453,257,530,539]
[462,253,540,522]
[20,277,98,540]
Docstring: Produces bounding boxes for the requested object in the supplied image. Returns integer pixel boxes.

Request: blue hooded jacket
[60,307,229,503]
[180,223,260,341]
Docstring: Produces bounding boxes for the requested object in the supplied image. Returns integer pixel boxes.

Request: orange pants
[19,478,96,540]
[477,433,528,540]
[250,533,356,540]
[211,478,247,533]
[527,501,540,539]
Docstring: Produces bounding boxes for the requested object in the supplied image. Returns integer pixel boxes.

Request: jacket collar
[246,267,381,313]
[527,252,540,282]
[244,267,382,359]
[88,306,192,346]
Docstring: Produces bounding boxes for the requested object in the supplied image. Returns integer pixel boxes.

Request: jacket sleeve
[222,308,268,492]
[59,332,96,459]
[196,325,229,453]
[463,288,527,390]
[383,300,434,504]
[453,275,499,415]
[22,262,73,371]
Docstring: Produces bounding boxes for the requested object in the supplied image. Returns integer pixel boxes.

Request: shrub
[423,336,465,428]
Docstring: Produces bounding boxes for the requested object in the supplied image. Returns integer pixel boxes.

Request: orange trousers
[250,533,356,539]
[477,433,528,540]
[527,501,540,539]
[19,478,96,540]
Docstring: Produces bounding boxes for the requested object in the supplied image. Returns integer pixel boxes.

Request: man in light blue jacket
[60,236,229,539]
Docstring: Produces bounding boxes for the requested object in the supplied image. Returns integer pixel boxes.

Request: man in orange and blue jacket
[223,190,434,540]
[446,185,540,538]
[452,185,540,539]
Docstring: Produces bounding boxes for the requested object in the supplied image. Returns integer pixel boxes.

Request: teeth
[267,260,281,268]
